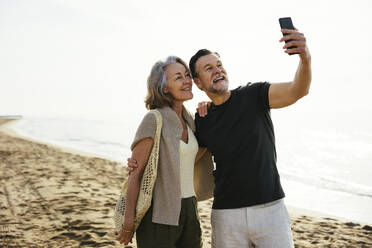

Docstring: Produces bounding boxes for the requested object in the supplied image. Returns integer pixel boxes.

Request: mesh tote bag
[113,109,162,233]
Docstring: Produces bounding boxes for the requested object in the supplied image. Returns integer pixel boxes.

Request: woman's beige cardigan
[130,106,215,226]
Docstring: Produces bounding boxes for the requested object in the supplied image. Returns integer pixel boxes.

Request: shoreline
[0,119,122,163]
[1,119,371,247]
[1,120,363,224]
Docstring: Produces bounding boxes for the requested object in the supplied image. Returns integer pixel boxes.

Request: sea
[8,111,372,225]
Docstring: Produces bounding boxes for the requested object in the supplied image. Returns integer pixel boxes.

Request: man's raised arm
[268,28,312,109]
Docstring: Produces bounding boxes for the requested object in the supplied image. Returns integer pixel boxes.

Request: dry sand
[0,119,371,247]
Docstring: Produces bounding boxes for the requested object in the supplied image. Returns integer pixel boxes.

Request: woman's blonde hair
[145,56,189,110]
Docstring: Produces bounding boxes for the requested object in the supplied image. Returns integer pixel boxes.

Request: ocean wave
[281,172,372,198]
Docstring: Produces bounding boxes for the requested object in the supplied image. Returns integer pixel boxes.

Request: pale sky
[1,0,371,123]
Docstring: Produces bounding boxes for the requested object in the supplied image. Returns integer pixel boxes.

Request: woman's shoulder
[150,106,195,129]
[138,110,159,128]
[157,106,194,120]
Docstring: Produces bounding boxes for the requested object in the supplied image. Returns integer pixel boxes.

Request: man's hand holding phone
[279,17,310,61]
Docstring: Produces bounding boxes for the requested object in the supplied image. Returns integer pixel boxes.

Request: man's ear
[193,77,203,90]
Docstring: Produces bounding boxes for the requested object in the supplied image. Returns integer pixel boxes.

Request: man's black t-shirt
[195,82,285,209]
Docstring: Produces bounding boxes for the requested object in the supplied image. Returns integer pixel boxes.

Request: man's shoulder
[234,82,270,93]
[194,112,205,124]
[231,82,270,101]
[194,110,214,129]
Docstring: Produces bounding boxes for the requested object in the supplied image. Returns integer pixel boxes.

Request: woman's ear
[163,87,169,94]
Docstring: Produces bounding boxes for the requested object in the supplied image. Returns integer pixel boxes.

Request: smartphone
[279,17,297,54]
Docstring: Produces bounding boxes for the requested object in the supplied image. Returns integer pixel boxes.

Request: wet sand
[0,119,371,247]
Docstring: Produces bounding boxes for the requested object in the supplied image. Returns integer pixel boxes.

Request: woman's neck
[172,101,184,119]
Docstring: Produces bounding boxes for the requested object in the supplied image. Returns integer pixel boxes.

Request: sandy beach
[1,119,371,248]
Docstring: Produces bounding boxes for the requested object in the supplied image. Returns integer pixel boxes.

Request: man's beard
[207,80,229,94]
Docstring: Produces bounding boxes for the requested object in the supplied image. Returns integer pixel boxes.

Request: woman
[117,56,214,247]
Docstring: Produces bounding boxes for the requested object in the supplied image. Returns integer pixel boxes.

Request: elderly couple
[117,27,312,248]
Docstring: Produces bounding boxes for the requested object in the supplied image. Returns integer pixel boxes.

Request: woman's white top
[179,125,198,198]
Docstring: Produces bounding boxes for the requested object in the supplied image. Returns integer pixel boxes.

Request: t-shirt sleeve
[130,112,157,150]
[258,82,271,111]
[240,82,271,111]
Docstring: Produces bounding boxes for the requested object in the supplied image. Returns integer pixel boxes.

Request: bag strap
[149,109,162,143]
[121,110,162,192]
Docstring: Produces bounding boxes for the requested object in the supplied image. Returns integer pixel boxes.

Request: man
[190,27,311,247]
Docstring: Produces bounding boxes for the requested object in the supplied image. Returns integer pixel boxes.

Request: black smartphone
[279,17,297,54]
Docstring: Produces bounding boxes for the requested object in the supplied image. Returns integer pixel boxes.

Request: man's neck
[207,91,231,106]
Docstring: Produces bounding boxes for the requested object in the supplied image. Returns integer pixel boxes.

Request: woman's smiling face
[163,62,193,102]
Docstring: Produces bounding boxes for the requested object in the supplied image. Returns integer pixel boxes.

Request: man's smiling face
[194,53,229,94]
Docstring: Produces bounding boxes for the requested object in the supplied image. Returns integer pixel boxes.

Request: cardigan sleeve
[130,111,157,150]
[194,149,215,201]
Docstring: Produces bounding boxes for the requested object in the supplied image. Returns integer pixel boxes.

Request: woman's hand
[118,138,153,244]
[117,220,135,245]
[126,158,138,175]
[197,101,211,117]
